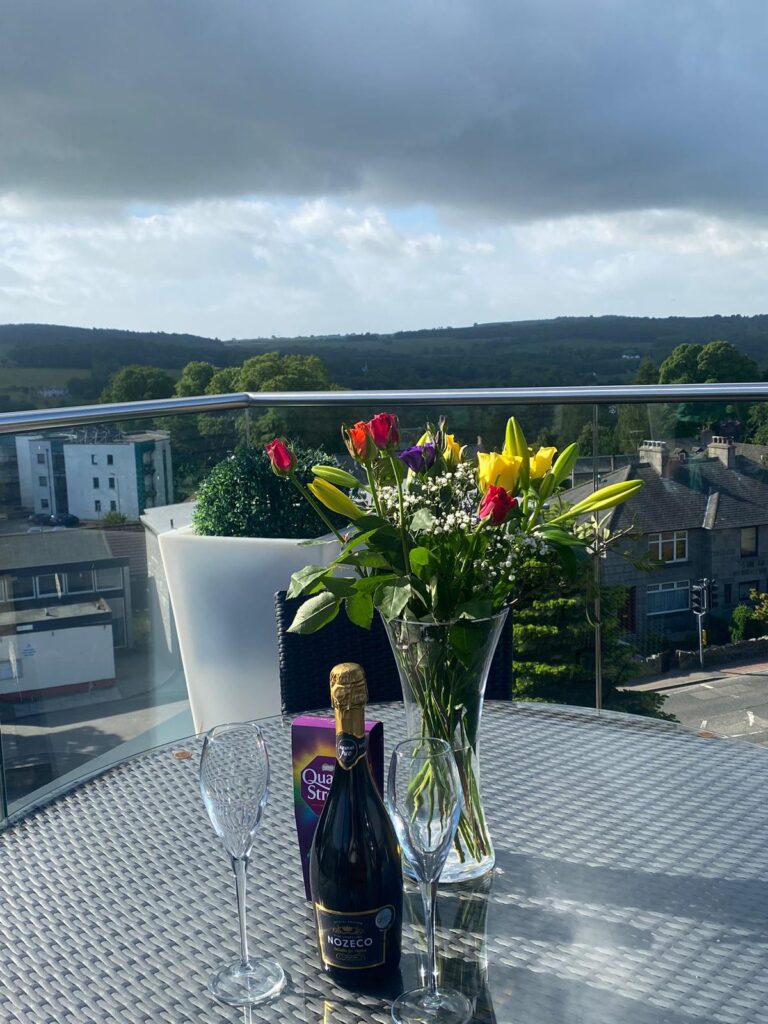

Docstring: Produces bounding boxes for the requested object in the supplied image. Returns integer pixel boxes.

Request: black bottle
[310,662,403,985]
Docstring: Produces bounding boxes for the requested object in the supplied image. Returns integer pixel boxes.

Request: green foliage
[729,590,768,642]
[192,445,343,539]
[100,364,175,403]
[101,510,129,526]
[512,558,671,719]
[175,361,215,397]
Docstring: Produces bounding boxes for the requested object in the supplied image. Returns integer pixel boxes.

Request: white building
[15,430,173,521]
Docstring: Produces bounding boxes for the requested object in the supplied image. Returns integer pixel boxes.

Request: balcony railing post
[592,403,603,711]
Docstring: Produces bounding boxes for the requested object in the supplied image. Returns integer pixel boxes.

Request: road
[659,662,768,747]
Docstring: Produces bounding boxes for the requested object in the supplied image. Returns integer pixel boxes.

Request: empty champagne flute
[199,722,286,1006]
[387,737,472,1024]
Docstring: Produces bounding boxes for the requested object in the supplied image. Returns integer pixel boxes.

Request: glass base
[392,986,472,1024]
[209,956,285,1007]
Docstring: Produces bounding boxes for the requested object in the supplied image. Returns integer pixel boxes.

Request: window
[36,453,45,464]
[40,498,49,509]
[739,580,759,603]
[37,573,61,597]
[67,569,94,593]
[95,566,122,590]
[741,527,758,558]
[91,454,97,465]
[92,477,100,489]
[108,477,116,489]
[95,499,102,512]
[107,454,114,466]
[648,531,688,563]
[9,576,35,601]
[724,583,733,605]
[38,475,47,487]
[647,580,690,615]
[110,500,117,511]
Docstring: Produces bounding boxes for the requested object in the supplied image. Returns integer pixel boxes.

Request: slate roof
[0,530,114,572]
[564,453,768,534]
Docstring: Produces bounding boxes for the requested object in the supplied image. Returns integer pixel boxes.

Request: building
[0,531,132,661]
[14,428,174,520]
[567,437,768,649]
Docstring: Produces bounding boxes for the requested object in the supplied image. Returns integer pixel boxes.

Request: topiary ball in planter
[192,446,345,539]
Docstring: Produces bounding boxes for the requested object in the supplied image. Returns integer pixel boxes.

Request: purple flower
[398,443,436,473]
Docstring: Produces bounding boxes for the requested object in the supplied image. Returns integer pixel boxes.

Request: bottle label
[316,903,395,971]
[336,731,366,770]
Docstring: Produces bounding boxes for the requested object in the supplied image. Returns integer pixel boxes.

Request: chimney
[638,440,668,476]
[707,436,735,470]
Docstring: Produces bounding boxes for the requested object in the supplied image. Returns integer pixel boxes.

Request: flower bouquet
[267,415,641,879]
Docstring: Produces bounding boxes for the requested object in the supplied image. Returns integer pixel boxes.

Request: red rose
[367,412,399,450]
[478,485,517,525]
[265,438,296,476]
[343,421,374,462]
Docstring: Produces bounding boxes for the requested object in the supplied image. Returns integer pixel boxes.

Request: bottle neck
[334,704,366,770]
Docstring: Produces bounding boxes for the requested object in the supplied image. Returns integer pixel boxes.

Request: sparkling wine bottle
[310,663,403,985]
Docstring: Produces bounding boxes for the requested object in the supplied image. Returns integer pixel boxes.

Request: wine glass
[199,722,286,1006]
[387,737,472,1024]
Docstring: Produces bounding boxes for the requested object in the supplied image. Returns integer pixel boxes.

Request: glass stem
[421,879,438,996]
[233,855,250,968]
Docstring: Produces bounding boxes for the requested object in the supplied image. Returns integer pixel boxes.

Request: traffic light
[708,579,719,610]
[691,581,706,614]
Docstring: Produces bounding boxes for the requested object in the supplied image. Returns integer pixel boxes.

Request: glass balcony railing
[2,382,768,826]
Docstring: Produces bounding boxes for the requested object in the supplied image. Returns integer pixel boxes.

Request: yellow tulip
[530,446,557,479]
[443,433,462,467]
[308,478,363,520]
[477,451,522,494]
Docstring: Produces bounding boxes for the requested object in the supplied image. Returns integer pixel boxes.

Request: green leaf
[375,580,412,619]
[355,573,399,593]
[409,508,435,533]
[287,592,340,634]
[537,526,587,548]
[345,591,374,629]
[455,598,494,620]
[408,546,433,581]
[311,465,363,489]
[287,564,331,599]
[322,576,357,598]
[353,550,391,568]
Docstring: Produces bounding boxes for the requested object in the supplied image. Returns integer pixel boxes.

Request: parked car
[49,513,80,528]
[28,512,51,526]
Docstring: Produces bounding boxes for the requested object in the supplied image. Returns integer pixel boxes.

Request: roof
[0,530,115,571]
[0,599,111,629]
[563,453,768,533]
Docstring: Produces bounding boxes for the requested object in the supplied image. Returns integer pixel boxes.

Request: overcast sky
[1,0,767,337]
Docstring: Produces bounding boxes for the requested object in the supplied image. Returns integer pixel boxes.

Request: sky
[1,0,767,338]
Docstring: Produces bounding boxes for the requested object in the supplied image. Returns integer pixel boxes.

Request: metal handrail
[0,381,767,434]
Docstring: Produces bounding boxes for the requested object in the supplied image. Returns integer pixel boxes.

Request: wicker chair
[275,591,514,715]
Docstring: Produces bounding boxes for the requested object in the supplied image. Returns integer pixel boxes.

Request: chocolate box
[291,715,384,900]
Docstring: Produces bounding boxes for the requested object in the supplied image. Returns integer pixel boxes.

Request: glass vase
[382,610,508,883]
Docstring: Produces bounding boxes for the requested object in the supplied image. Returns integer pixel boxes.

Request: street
[659,661,768,747]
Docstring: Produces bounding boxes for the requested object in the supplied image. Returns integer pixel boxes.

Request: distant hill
[0,323,226,371]
[3,314,768,393]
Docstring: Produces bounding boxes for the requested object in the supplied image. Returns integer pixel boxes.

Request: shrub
[193,445,345,539]
[729,590,768,643]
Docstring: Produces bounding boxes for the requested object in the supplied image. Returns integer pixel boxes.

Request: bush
[101,511,129,527]
[193,445,345,539]
[728,590,768,643]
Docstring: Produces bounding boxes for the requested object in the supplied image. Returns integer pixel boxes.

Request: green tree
[659,340,759,435]
[175,361,216,397]
[697,341,758,383]
[100,365,175,403]
[658,343,702,384]
[634,356,659,384]
[513,560,670,718]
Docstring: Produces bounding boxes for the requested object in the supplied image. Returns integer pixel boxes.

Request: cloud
[2,199,767,337]
[1,0,767,219]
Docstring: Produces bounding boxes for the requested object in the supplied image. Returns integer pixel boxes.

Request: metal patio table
[2,701,768,1024]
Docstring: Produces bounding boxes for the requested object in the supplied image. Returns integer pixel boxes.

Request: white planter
[159,526,338,732]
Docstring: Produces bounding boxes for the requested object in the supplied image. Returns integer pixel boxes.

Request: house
[567,437,768,649]
[0,531,132,655]
[14,428,174,520]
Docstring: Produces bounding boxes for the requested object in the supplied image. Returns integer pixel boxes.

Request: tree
[512,559,670,719]
[697,341,758,383]
[659,341,759,436]
[100,365,175,403]
[175,361,215,397]
[634,356,659,384]
[658,344,703,384]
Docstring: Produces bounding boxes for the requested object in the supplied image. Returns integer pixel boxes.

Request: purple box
[291,715,384,900]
